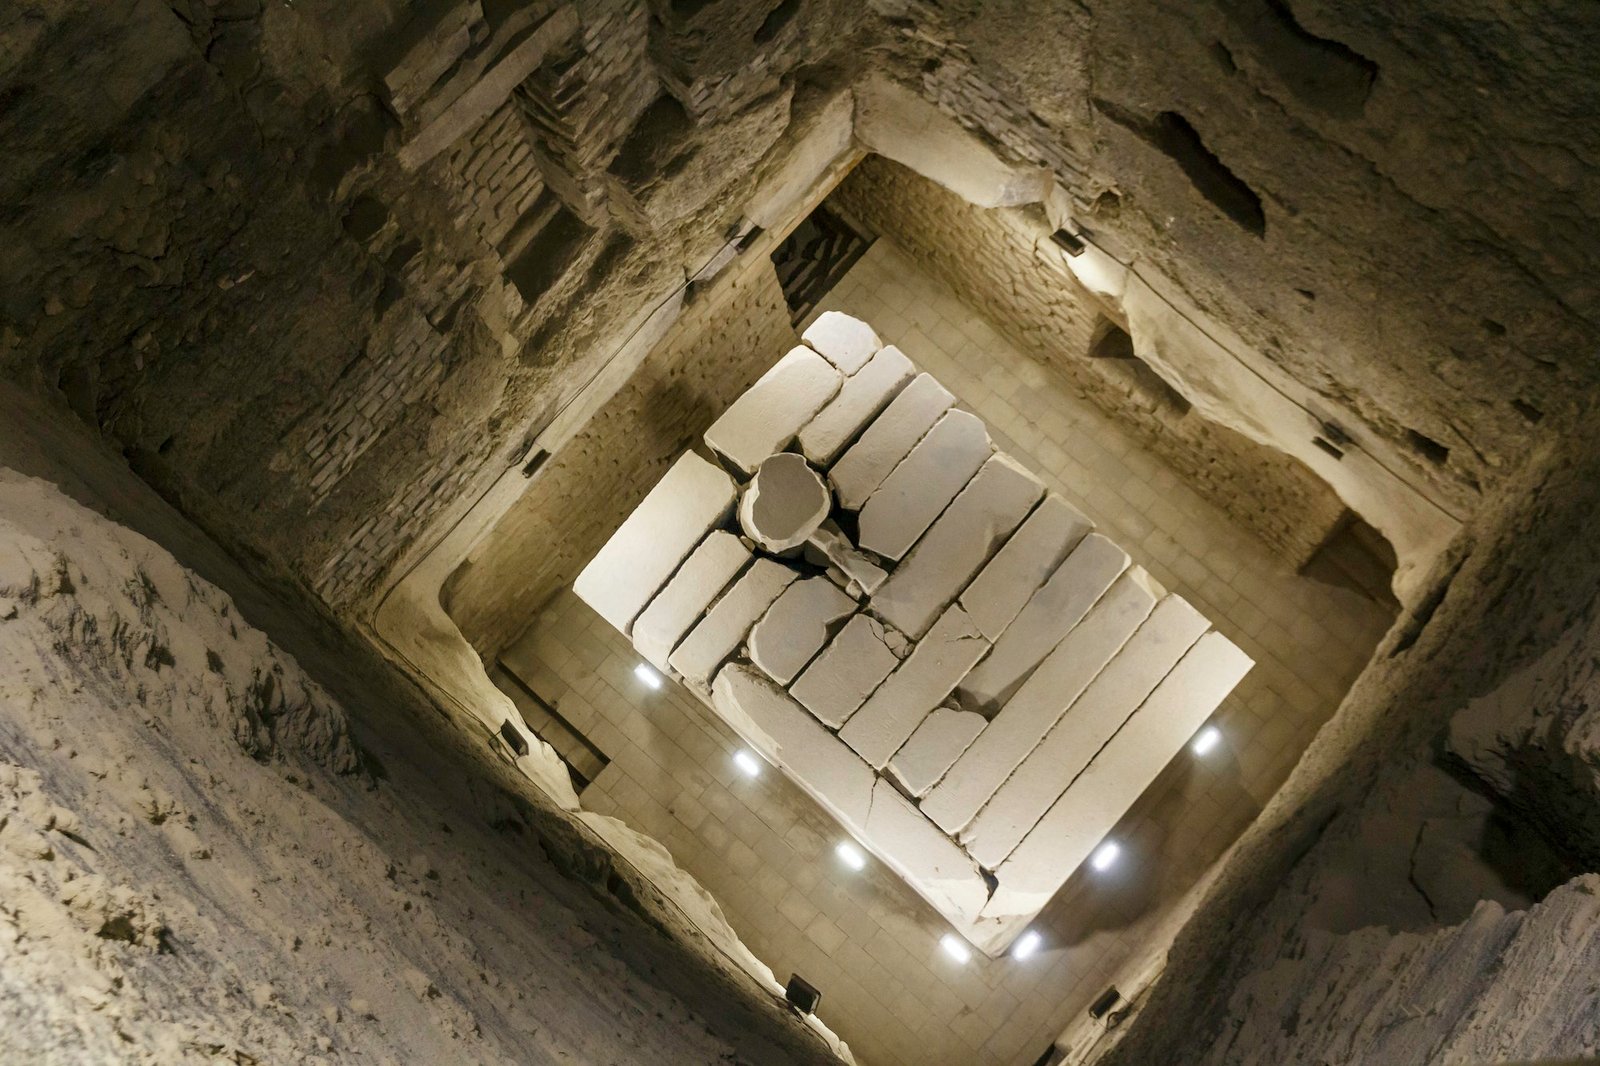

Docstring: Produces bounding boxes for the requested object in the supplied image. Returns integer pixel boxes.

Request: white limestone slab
[988,632,1252,916]
[704,346,842,474]
[960,495,1093,642]
[797,344,916,466]
[829,373,955,510]
[631,532,751,671]
[839,606,989,768]
[922,570,1159,835]
[789,614,903,728]
[804,520,888,595]
[863,778,990,921]
[960,595,1211,868]
[801,310,881,374]
[889,707,986,798]
[957,532,1129,714]
[747,576,857,685]
[712,664,875,832]
[738,453,830,553]
[573,452,737,634]
[872,454,1043,639]
[857,409,992,561]
[669,559,797,689]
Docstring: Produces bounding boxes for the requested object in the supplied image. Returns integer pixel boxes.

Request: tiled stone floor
[496,240,1395,1066]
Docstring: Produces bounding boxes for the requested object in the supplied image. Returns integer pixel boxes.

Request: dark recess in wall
[1218,0,1378,118]
[1089,318,1193,416]
[755,0,801,44]
[1093,100,1266,236]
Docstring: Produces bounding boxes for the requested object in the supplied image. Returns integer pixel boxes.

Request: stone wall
[444,250,799,658]
[832,157,1349,567]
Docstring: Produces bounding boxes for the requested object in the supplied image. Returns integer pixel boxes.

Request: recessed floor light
[940,934,972,965]
[835,842,866,871]
[733,750,762,777]
[1090,841,1121,872]
[1012,929,1043,960]
[1191,724,1222,756]
[633,663,663,690]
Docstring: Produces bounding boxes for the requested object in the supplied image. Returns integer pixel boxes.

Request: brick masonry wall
[831,156,1349,567]
[444,251,799,657]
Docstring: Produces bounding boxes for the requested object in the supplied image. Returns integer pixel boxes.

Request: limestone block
[711,665,875,833]
[798,344,916,466]
[631,532,751,671]
[738,453,830,553]
[922,571,1158,835]
[669,559,797,689]
[573,452,737,634]
[872,454,1043,639]
[801,310,881,374]
[857,409,992,561]
[829,373,955,510]
[790,614,903,728]
[961,495,1093,642]
[989,632,1252,914]
[957,533,1129,713]
[890,707,986,798]
[960,595,1211,868]
[747,577,857,685]
[863,779,990,922]
[839,606,990,768]
[804,520,888,595]
[704,346,842,475]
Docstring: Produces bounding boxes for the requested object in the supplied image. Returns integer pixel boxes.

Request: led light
[1090,841,1121,872]
[1012,930,1043,960]
[633,663,663,690]
[1191,724,1222,756]
[939,934,972,965]
[835,842,866,871]
[733,750,763,777]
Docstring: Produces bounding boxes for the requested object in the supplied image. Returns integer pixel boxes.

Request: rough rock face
[0,468,839,1065]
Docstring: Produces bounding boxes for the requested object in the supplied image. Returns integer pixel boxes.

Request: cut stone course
[960,595,1211,867]
[839,605,990,768]
[631,531,751,671]
[871,453,1043,639]
[923,570,1159,835]
[789,614,905,728]
[703,346,842,474]
[572,452,737,634]
[747,576,857,685]
[857,408,992,561]
[801,310,882,374]
[889,706,987,798]
[797,344,916,466]
[829,373,956,510]
[669,559,798,689]
[738,453,831,553]
[961,494,1093,642]
[958,532,1130,713]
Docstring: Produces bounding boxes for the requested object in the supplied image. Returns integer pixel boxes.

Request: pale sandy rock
[669,560,798,689]
[632,532,752,671]
[890,707,987,798]
[857,409,992,561]
[957,532,1129,713]
[990,632,1252,909]
[804,520,888,594]
[829,373,955,510]
[961,494,1093,642]
[738,453,831,553]
[703,347,842,475]
[960,595,1211,867]
[839,606,990,768]
[574,452,737,634]
[862,778,991,925]
[801,310,881,374]
[747,577,858,685]
[923,571,1159,835]
[871,453,1043,639]
[797,345,916,466]
[790,614,903,728]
